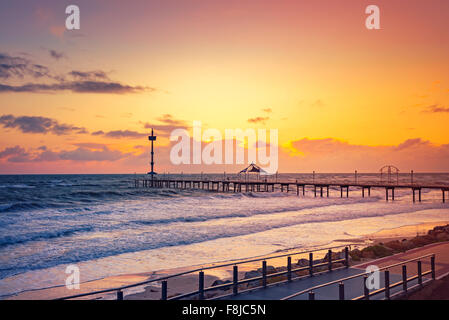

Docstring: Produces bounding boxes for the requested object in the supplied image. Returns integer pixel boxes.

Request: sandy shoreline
[6,220,449,300]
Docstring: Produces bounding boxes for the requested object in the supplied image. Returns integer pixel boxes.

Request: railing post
[262,260,267,288]
[345,247,349,268]
[287,256,292,282]
[117,290,123,300]
[363,275,369,300]
[309,253,314,276]
[328,249,332,271]
[431,255,436,280]
[199,271,204,300]
[339,282,344,300]
[161,280,167,300]
[402,265,407,293]
[385,270,390,300]
[308,290,315,300]
[417,261,422,285]
[233,265,238,295]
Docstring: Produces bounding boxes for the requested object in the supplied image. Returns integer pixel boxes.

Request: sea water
[0,173,448,298]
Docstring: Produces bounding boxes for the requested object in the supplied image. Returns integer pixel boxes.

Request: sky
[0,0,448,174]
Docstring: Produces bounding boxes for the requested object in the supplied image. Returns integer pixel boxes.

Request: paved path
[221,242,449,300]
[353,241,449,279]
[222,268,408,300]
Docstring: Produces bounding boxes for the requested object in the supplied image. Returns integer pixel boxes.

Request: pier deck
[135,178,449,203]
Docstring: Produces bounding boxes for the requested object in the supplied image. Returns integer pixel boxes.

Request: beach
[7,220,449,300]
[1,173,449,300]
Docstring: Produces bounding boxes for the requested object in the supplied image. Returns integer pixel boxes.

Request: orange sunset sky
[1,0,448,174]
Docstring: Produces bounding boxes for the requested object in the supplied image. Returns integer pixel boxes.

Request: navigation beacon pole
[148,129,157,186]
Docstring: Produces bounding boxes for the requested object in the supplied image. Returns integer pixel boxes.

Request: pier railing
[56,244,354,300]
[134,176,449,203]
[280,253,436,300]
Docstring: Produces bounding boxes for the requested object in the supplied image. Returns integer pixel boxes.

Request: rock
[244,270,261,279]
[339,249,348,259]
[211,279,232,290]
[276,266,287,272]
[361,249,376,259]
[244,270,264,288]
[257,265,277,274]
[400,240,415,251]
[296,259,309,267]
[333,262,344,268]
[349,249,362,261]
[361,244,393,258]
[410,235,434,247]
[384,240,405,252]
[322,251,341,262]
[436,232,449,241]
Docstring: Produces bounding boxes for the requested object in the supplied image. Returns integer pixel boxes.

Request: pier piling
[134,176,449,203]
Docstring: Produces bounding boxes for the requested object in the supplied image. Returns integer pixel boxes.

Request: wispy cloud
[49,49,65,60]
[423,104,449,113]
[282,137,449,172]
[0,81,151,94]
[248,116,269,124]
[0,53,51,79]
[0,144,129,162]
[0,52,155,94]
[69,70,109,81]
[0,114,88,135]
[103,130,147,139]
[143,114,190,137]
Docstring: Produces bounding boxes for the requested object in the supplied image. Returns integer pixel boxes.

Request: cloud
[423,104,449,113]
[0,81,151,94]
[143,114,190,137]
[72,142,109,149]
[0,145,130,162]
[0,52,155,94]
[156,114,186,126]
[49,49,65,60]
[0,146,27,158]
[395,138,429,151]
[58,147,126,162]
[69,70,109,81]
[247,116,269,124]
[0,114,88,135]
[0,53,51,79]
[262,108,272,113]
[103,130,147,139]
[281,137,449,172]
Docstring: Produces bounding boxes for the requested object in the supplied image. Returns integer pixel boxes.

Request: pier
[134,177,449,203]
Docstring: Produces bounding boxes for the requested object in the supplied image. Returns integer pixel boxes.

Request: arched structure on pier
[239,163,265,181]
[380,165,399,184]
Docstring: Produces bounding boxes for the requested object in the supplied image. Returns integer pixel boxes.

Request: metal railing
[281,253,436,300]
[57,244,353,300]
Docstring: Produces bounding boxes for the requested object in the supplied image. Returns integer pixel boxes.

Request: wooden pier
[134,178,449,203]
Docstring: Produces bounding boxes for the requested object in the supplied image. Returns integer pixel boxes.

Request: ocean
[0,173,448,299]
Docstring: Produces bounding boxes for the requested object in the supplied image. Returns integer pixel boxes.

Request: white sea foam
[0,173,448,298]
